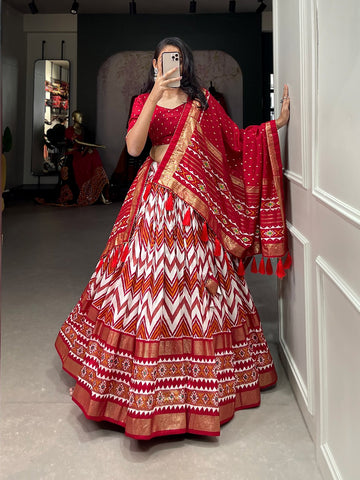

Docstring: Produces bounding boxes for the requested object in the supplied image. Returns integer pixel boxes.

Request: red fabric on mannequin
[72,149,103,189]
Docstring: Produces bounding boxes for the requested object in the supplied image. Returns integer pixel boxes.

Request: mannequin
[56,110,111,205]
[65,110,84,149]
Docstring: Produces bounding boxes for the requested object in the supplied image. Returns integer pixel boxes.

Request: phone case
[162,51,180,88]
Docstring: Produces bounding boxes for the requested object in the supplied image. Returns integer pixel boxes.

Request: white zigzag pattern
[89,182,250,339]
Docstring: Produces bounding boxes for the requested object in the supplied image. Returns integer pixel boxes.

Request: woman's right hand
[276,84,290,129]
[126,63,181,157]
[149,65,182,103]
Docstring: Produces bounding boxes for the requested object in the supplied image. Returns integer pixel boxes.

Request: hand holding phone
[161,51,181,88]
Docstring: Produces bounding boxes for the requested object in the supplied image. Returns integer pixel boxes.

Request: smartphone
[162,51,181,88]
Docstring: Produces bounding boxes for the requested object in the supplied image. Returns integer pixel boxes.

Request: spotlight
[70,1,79,14]
[189,1,196,13]
[229,0,236,13]
[256,1,267,14]
[28,1,38,14]
[129,1,137,15]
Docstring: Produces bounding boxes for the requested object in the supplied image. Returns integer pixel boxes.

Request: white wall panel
[275,0,360,477]
[273,0,304,186]
[279,224,312,412]
[314,0,360,225]
[274,0,315,437]
[316,257,360,480]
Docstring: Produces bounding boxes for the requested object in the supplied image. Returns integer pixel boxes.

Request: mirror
[31,59,70,175]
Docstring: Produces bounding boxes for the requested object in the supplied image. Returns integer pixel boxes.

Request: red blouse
[127,93,186,146]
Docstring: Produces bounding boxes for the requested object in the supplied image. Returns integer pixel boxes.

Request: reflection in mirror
[31,59,70,176]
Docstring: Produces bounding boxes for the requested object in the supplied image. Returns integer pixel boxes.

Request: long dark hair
[142,37,208,110]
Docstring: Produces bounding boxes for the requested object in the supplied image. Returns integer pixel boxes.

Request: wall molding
[316,256,360,480]
[313,186,360,227]
[279,222,314,414]
[312,0,360,229]
[298,0,311,190]
[279,326,309,403]
[284,169,305,187]
[319,444,343,480]
[316,256,360,314]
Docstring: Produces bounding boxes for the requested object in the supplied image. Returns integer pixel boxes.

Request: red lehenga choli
[55,91,288,439]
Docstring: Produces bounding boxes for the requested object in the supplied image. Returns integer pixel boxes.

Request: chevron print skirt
[56,161,277,439]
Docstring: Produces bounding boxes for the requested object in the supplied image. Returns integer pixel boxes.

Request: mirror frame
[31,59,71,176]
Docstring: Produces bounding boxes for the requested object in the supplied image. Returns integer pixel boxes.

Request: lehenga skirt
[55,160,277,439]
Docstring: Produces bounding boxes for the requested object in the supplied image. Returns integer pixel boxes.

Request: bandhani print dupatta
[100,90,289,275]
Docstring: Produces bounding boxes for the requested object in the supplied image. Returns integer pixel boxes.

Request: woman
[55,37,290,439]
[57,110,111,205]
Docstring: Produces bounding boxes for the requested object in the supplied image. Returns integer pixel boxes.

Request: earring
[153,67,158,81]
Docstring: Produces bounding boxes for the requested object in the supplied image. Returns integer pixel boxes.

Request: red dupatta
[101,91,288,270]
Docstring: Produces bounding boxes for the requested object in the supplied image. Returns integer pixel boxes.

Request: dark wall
[262,32,273,121]
[77,14,263,136]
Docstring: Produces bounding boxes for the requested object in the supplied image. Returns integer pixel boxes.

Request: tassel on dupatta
[183,208,191,226]
[276,258,286,278]
[266,258,273,275]
[259,257,266,275]
[251,257,258,273]
[214,238,221,257]
[236,255,290,278]
[165,193,174,211]
[201,222,209,242]
[237,259,245,277]
[284,253,292,270]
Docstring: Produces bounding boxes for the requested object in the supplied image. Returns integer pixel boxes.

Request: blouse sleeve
[127,94,148,133]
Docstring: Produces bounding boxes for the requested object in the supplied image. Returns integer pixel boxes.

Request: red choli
[127,93,186,146]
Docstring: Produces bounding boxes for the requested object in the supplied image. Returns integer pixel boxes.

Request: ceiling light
[129,1,137,15]
[256,1,267,14]
[189,1,196,13]
[229,0,236,13]
[70,1,79,15]
[28,1,38,14]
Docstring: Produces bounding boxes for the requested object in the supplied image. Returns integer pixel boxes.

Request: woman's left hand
[276,84,290,129]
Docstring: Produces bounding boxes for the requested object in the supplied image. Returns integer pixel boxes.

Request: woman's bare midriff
[150,144,169,163]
